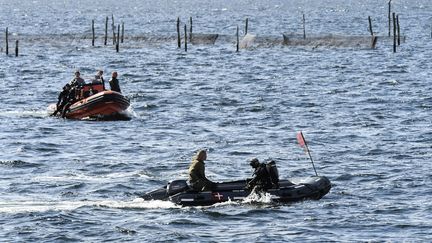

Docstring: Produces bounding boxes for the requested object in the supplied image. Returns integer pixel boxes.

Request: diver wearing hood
[247,158,279,190]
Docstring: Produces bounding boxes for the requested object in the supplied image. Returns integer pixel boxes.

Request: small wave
[115,226,137,235]
[0,160,40,168]
[34,171,142,182]
[228,151,254,156]
[335,173,354,181]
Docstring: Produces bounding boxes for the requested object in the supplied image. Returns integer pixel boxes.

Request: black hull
[141,176,331,206]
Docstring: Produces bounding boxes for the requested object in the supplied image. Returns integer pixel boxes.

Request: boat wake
[242,191,273,204]
[187,192,279,209]
[0,109,50,119]
[0,198,180,214]
[202,192,274,208]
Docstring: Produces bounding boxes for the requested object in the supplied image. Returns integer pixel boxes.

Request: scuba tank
[265,160,279,187]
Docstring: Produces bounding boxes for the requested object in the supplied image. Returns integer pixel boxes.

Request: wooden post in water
[92,19,95,46]
[117,24,120,45]
[371,36,378,49]
[104,17,108,46]
[396,15,400,46]
[368,15,376,50]
[116,24,120,52]
[177,17,181,48]
[15,40,18,57]
[368,16,374,36]
[5,27,9,55]
[245,18,248,35]
[112,15,116,45]
[189,17,193,43]
[303,14,306,39]
[121,21,124,43]
[393,12,396,53]
[388,0,392,37]
[236,25,239,52]
[184,24,187,52]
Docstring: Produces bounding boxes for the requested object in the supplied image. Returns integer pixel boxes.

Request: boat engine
[167,180,189,196]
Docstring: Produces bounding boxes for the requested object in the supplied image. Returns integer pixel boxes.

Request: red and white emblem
[212,192,224,201]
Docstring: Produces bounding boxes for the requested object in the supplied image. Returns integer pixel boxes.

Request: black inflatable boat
[141,176,331,206]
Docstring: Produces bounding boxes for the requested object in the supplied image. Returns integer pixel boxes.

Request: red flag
[297,131,306,147]
[296,131,318,176]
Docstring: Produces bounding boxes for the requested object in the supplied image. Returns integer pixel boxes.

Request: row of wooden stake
[368,12,401,52]
[91,15,125,52]
[91,1,398,53]
[2,12,406,56]
[386,0,402,52]
[176,17,253,52]
[3,27,19,56]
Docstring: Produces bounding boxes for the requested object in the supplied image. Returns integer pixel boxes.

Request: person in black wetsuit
[246,158,273,190]
[61,86,77,118]
[51,84,71,116]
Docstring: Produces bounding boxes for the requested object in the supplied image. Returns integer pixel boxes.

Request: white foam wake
[0,198,180,214]
[0,109,51,118]
[242,191,273,204]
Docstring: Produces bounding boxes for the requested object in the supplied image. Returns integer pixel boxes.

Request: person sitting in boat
[69,70,86,87]
[109,71,121,93]
[51,83,71,116]
[246,158,274,190]
[188,149,216,191]
[92,70,104,84]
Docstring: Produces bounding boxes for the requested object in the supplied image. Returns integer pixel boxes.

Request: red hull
[65,90,130,119]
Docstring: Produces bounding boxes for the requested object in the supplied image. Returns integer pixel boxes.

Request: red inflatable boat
[61,83,130,120]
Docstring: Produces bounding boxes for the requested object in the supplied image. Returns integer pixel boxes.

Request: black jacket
[248,163,272,189]
[56,89,69,106]
[109,77,121,93]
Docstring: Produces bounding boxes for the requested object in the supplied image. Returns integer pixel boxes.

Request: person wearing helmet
[60,85,79,118]
[246,158,272,190]
[188,150,215,191]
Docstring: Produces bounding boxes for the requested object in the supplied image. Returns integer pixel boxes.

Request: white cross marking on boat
[214,192,223,200]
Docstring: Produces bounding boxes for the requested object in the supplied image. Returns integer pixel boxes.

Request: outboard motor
[266,160,279,187]
[167,180,189,196]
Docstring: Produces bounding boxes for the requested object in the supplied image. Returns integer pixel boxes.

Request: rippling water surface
[1,0,431,241]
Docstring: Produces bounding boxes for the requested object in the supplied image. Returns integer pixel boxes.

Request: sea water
[0,0,431,241]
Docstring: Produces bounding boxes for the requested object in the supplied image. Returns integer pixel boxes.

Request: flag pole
[297,132,318,176]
